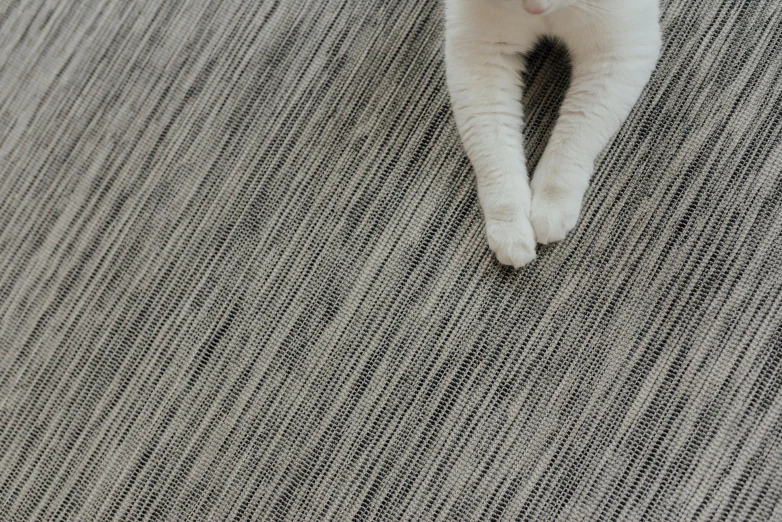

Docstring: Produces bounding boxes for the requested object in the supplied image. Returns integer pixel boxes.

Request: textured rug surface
[1,0,782,520]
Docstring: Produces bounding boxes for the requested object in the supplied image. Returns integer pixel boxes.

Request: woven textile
[1,0,782,519]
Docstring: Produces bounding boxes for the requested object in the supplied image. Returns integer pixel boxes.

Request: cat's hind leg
[446,32,538,267]
[530,32,660,244]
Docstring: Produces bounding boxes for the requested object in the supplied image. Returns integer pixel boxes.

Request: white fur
[446,0,661,267]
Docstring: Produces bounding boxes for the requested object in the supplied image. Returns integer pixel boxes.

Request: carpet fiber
[1,0,781,519]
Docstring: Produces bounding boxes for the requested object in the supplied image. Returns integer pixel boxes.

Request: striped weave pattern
[1,0,781,519]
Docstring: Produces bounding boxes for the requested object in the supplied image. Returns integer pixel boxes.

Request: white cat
[445,0,661,267]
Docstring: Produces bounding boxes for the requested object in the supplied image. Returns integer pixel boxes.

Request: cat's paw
[530,190,583,245]
[485,216,537,268]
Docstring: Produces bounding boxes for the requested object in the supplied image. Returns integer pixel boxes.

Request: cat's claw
[530,191,582,244]
[485,217,537,268]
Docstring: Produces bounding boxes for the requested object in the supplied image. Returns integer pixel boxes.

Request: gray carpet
[1,0,781,519]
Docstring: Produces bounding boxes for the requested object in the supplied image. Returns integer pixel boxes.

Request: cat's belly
[451,0,546,48]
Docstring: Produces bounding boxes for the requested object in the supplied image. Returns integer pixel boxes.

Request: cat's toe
[485,217,537,268]
[530,193,582,245]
